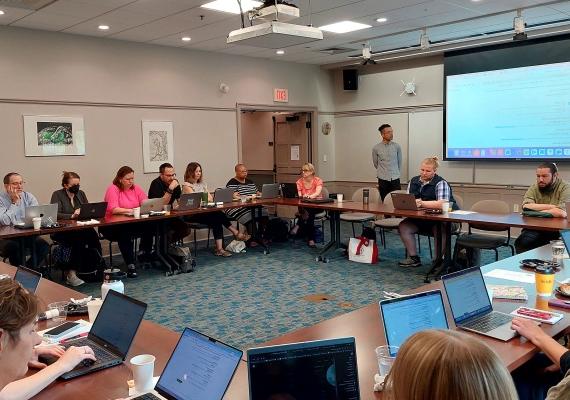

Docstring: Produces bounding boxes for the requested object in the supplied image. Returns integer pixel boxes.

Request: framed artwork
[142,121,174,173]
[23,115,85,156]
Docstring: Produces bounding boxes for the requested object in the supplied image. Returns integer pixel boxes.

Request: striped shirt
[226,178,258,221]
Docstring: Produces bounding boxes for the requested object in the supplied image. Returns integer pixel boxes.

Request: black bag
[74,246,106,282]
[361,226,376,242]
[264,218,289,242]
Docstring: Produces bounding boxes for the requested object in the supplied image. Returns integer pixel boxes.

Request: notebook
[42,290,147,380]
[281,182,298,199]
[14,266,42,293]
[391,193,422,211]
[213,188,233,203]
[261,183,280,199]
[14,203,58,228]
[442,267,516,341]
[247,337,360,400]
[127,327,242,400]
[77,202,107,221]
[379,290,449,354]
[177,193,202,211]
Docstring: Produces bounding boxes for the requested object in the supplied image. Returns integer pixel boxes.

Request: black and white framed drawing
[23,115,86,156]
[142,121,174,173]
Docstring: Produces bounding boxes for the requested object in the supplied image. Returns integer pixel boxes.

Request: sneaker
[127,264,138,278]
[66,273,85,287]
[399,256,422,268]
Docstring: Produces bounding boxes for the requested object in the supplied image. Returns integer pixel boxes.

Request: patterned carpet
[77,224,512,350]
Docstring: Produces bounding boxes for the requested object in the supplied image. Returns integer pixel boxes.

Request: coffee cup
[87,299,103,322]
[535,265,555,297]
[133,207,141,219]
[32,217,42,230]
[337,193,344,202]
[130,354,156,393]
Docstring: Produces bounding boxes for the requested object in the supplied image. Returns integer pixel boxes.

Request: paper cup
[133,207,141,219]
[32,217,42,230]
[337,193,344,202]
[163,204,171,212]
[130,354,156,393]
[87,299,103,322]
[441,202,450,213]
[535,266,555,297]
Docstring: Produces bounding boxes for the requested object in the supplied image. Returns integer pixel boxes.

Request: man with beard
[514,162,570,253]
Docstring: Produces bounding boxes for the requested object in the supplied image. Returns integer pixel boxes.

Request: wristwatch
[166,188,173,194]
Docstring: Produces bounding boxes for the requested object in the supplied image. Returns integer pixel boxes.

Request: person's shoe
[66,272,85,287]
[399,256,422,268]
[127,264,138,278]
[307,240,317,248]
[214,249,232,257]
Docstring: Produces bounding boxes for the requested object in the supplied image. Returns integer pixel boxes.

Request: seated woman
[0,278,95,400]
[182,162,249,257]
[289,163,323,248]
[398,156,458,268]
[99,166,154,278]
[50,171,104,287]
[384,329,518,400]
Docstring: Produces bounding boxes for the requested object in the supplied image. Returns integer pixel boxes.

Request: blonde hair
[384,330,518,400]
[421,156,440,170]
[301,163,315,175]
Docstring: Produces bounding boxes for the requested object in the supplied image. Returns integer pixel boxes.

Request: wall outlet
[513,203,519,213]
[323,154,327,162]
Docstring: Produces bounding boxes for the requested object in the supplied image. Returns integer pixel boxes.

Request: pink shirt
[104,184,148,213]
[296,176,323,197]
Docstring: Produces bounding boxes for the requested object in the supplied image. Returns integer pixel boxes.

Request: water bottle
[101,268,126,301]
[363,188,370,205]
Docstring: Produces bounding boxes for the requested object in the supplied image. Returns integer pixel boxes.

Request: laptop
[141,198,164,214]
[391,193,422,210]
[379,290,449,354]
[261,183,280,199]
[281,182,298,199]
[441,266,516,341]
[213,188,233,203]
[77,202,107,221]
[560,229,570,254]
[301,197,334,204]
[247,337,360,400]
[43,290,147,380]
[14,203,58,228]
[14,266,42,293]
[127,327,243,400]
[177,193,202,211]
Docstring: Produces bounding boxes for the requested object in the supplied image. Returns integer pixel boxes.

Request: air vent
[0,0,57,10]
[318,47,354,55]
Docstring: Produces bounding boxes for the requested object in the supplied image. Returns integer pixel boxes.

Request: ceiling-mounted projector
[227,0,323,48]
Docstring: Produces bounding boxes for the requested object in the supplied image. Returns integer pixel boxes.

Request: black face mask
[68,185,80,194]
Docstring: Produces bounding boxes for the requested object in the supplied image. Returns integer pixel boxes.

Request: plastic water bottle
[101,268,126,301]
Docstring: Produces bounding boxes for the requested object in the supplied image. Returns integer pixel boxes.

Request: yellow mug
[535,266,555,297]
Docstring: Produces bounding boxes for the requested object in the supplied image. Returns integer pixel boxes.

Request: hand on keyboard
[58,345,96,373]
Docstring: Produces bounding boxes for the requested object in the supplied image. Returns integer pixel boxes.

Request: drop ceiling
[1,0,569,66]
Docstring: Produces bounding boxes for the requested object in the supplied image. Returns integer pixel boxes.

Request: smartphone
[43,322,81,340]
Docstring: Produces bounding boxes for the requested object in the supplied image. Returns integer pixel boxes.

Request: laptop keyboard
[463,312,513,333]
[132,393,161,400]
[64,338,116,366]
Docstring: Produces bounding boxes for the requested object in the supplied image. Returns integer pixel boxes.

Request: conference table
[5,242,570,399]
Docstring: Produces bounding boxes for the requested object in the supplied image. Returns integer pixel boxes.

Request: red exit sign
[273,88,289,103]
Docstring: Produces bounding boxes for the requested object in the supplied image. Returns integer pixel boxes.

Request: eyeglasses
[163,173,176,178]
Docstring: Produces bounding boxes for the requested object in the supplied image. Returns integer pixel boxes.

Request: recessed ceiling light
[319,21,372,34]
[0,10,5,15]
[376,17,387,23]
[98,25,109,30]
[276,49,285,55]
[201,0,262,14]
[182,37,191,42]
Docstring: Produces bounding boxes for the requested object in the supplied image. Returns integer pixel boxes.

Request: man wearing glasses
[0,172,49,268]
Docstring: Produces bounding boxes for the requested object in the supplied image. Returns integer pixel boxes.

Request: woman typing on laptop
[0,278,95,400]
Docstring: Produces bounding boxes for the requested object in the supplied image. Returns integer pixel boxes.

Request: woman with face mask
[50,171,104,287]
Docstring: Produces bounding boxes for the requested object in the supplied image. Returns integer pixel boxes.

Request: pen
[59,332,88,344]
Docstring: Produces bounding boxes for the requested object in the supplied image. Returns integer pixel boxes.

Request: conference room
[2,0,570,399]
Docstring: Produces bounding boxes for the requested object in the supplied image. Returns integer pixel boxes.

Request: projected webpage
[446,61,570,159]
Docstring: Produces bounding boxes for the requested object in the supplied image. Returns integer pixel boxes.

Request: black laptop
[44,290,147,379]
[14,266,42,293]
[301,197,334,204]
[281,183,298,199]
[77,202,108,221]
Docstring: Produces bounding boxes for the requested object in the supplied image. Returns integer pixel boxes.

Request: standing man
[515,162,570,253]
[0,172,49,267]
[372,124,402,202]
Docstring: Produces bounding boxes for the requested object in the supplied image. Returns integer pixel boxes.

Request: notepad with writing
[487,285,528,301]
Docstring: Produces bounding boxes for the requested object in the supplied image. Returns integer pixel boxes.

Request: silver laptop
[177,193,202,211]
[391,193,422,210]
[141,198,164,214]
[442,267,516,341]
[379,290,449,352]
[247,337,361,400]
[261,183,280,199]
[14,266,42,293]
[15,203,58,228]
[213,188,233,203]
[127,327,243,400]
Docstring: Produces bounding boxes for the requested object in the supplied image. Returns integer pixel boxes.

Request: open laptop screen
[560,229,570,254]
[14,266,41,293]
[380,290,448,351]
[155,328,242,400]
[247,337,360,400]
[442,267,492,325]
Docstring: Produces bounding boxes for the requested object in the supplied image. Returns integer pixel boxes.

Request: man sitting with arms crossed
[515,162,570,253]
[0,173,49,268]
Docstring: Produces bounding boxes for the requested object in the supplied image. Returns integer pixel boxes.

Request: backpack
[75,246,106,282]
[264,218,289,242]
[168,244,195,273]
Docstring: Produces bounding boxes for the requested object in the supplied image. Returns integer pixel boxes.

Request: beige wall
[0,26,335,203]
